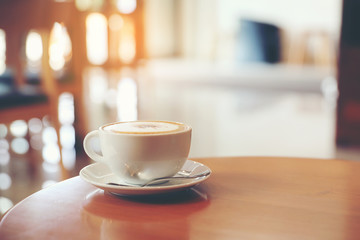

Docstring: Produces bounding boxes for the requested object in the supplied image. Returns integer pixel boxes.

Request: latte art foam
[103,121,189,134]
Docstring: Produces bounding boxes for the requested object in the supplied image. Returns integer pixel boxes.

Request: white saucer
[80,160,211,196]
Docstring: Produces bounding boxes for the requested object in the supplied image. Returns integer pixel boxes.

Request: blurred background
[1,0,360,216]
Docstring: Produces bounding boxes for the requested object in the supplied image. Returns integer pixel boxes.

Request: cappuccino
[102,121,189,134]
[83,120,192,184]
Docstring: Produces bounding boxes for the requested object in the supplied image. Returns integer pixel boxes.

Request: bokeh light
[88,67,108,104]
[0,139,9,150]
[118,34,136,64]
[10,120,28,137]
[42,162,60,173]
[62,148,76,170]
[0,124,7,138]
[11,138,29,154]
[75,0,92,11]
[42,127,58,144]
[115,0,137,14]
[104,88,117,108]
[30,135,43,150]
[0,150,10,166]
[58,92,75,125]
[75,0,104,11]
[109,14,124,31]
[0,139,10,165]
[0,173,12,190]
[60,125,75,148]
[28,118,43,134]
[49,22,72,71]
[42,143,60,164]
[86,13,108,65]
[25,31,43,65]
[0,197,13,215]
[42,116,52,128]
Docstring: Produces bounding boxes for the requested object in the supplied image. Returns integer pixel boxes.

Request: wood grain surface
[1,156,360,240]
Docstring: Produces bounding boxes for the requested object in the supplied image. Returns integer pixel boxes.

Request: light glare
[86,13,108,65]
[42,143,60,164]
[11,138,29,154]
[58,92,75,125]
[26,31,43,62]
[10,120,28,137]
[42,127,58,144]
[116,0,136,14]
[0,197,13,215]
[60,125,75,148]
[49,23,72,71]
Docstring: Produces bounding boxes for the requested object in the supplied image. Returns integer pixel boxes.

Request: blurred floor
[2,63,360,217]
[137,61,344,159]
[138,76,352,160]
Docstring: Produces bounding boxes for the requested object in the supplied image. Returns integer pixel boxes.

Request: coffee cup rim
[99,120,192,136]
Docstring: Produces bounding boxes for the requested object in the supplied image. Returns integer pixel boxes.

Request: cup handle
[83,130,103,162]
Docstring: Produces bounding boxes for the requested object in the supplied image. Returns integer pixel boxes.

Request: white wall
[143,0,176,57]
[144,0,343,60]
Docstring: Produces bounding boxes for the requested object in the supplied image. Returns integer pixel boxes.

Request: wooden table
[1,156,360,240]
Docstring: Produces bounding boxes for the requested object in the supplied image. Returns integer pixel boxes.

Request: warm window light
[26,31,43,73]
[49,23,72,71]
[115,0,137,14]
[86,13,108,65]
[10,120,28,138]
[0,29,6,75]
[26,31,43,62]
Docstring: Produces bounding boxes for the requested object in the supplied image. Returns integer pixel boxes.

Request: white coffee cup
[83,120,192,184]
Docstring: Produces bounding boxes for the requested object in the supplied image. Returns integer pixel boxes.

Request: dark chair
[236,19,282,63]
